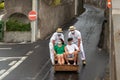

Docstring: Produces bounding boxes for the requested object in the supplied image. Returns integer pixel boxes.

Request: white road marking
[0,57,22,62]
[26,51,33,56]
[0,56,27,80]
[35,45,39,49]
[8,61,17,66]
[0,48,12,50]
[0,69,6,75]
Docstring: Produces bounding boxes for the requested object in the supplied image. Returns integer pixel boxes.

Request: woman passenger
[53,39,66,65]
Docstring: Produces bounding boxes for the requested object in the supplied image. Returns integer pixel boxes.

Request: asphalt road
[0,40,51,80]
[45,4,109,80]
[0,4,109,80]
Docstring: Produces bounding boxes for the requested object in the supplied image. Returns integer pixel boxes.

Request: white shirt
[50,32,64,44]
[66,44,79,53]
[68,30,82,44]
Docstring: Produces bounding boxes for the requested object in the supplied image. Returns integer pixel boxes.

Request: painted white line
[26,51,33,56]
[0,57,22,62]
[34,45,39,49]
[0,69,6,75]
[0,48,12,50]
[0,57,22,59]
[8,61,17,66]
[0,56,27,80]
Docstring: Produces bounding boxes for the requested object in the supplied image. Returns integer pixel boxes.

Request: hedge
[6,19,31,31]
[44,0,61,6]
[0,20,4,24]
[53,0,61,6]
[0,20,4,30]
[0,2,4,9]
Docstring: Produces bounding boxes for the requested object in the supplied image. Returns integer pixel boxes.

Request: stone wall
[3,0,32,20]
[4,32,31,42]
[77,0,85,15]
[2,0,78,41]
[2,0,32,42]
[39,0,75,39]
[85,0,110,52]
[85,0,106,9]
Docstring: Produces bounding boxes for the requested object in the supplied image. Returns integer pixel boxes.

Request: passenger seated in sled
[53,39,66,65]
[65,38,80,65]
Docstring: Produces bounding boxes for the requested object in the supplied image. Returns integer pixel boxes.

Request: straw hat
[56,28,63,33]
[69,26,76,31]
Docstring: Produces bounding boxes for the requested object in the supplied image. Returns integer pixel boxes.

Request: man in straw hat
[49,28,64,65]
[68,26,86,66]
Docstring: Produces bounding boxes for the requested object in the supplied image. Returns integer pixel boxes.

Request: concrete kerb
[0,38,44,45]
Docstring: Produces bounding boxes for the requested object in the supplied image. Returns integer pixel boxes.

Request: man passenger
[65,38,79,65]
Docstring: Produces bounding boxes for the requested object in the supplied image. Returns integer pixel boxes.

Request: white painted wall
[112,0,120,80]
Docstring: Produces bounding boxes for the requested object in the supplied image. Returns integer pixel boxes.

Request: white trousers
[80,41,86,60]
[49,42,54,65]
[75,41,86,60]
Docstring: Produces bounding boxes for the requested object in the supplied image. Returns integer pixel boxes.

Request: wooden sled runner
[54,64,79,71]
[54,57,80,72]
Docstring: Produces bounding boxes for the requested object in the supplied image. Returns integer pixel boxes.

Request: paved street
[45,4,109,80]
[0,41,51,80]
[0,4,109,80]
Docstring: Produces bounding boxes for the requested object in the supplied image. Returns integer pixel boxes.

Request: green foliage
[0,20,4,30]
[6,19,31,31]
[0,2,4,9]
[52,0,61,6]
[0,20,4,24]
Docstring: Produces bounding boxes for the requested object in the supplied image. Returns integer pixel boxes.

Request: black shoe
[82,60,86,66]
